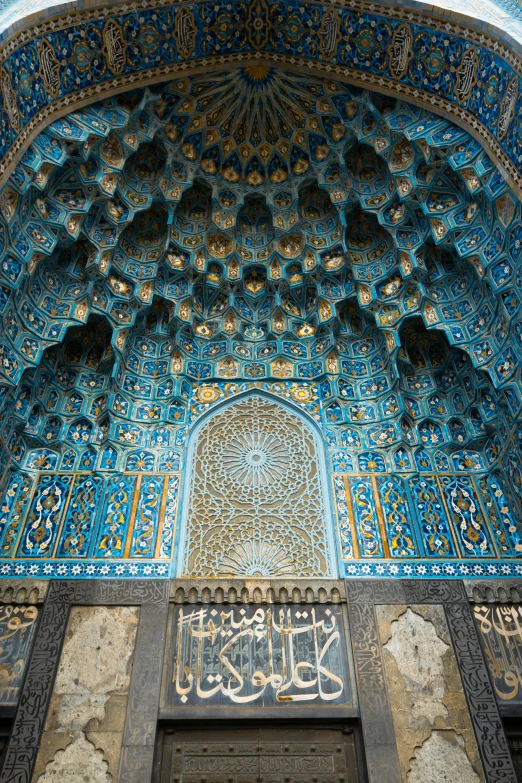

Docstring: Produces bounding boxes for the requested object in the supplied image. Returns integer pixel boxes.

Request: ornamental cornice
[0,579,48,603]
[466,579,522,602]
[170,579,347,604]
[1,0,521,60]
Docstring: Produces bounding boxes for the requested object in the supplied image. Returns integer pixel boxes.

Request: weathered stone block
[408,731,481,783]
[376,604,484,783]
[32,606,139,782]
[34,734,111,783]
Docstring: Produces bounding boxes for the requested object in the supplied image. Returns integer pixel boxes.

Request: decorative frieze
[0,0,521,196]
[170,580,346,605]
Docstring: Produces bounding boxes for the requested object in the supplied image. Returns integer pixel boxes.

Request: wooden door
[159,725,362,783]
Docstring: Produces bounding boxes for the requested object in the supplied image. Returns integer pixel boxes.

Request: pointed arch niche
[177,391,336,578]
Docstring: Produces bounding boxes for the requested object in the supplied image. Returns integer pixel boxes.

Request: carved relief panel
[181,395,334,578]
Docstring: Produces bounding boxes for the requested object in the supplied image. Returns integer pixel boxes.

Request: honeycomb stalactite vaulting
[0,67,520,578]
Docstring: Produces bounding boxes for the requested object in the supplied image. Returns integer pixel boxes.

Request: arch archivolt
[0,10,519,581]
[0,0,521,195]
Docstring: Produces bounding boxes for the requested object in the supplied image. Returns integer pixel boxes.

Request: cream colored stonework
[377,604,485,783]
[36,734,111,783]
[384,608,449,728]
[408,731,481,783]
[32,606,139,782]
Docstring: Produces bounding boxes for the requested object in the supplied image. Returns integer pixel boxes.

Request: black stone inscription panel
[0,599,70,783]
[119,745,155,783]
[445,602,518,783]
[119,601,169,783]
[346,601,401,783]
[347,579,467,604]
[124,602,169,747]
[0,605,38,705]
[47,579,169,605]
[473,604,522,708]
[163,604,351,709]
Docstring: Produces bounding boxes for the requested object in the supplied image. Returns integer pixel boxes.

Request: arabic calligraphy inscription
[164,604,350,709]
[319,9,341,61]
[388,24,413,79]
[174,7,197,59]
[0,604,38,704]
[474,604,522,706]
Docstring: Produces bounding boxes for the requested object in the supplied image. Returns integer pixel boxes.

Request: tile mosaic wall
[0,69,519,579]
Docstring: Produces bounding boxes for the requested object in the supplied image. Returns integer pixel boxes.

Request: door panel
[160,726,360,783]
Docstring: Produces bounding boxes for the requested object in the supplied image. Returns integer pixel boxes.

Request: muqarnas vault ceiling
[0,66,521,579]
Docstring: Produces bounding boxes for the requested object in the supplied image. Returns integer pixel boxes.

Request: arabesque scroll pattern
[182,395,333,578]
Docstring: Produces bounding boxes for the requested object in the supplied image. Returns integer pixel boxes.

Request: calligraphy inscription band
[47,579,169,605]
[164,603,351,709]
[119,599,169,783]
[0,0,521,196]
[0,599,70,783]
[474,604,522,708]
[347,579,467,604]
[346,601,402,783]
[445,602,518,783]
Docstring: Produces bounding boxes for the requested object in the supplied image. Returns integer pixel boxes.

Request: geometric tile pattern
[181,394,333,578]
[0,69,520,578]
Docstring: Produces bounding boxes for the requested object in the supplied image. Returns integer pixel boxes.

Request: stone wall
[377,604,485,783]
[32,605,139,783]
[0,578,516,783]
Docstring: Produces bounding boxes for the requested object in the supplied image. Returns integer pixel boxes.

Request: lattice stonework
[182,396,332,578]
